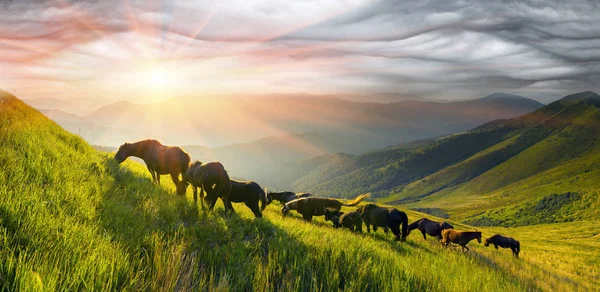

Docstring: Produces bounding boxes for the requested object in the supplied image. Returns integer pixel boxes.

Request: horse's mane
[189,160,203,168]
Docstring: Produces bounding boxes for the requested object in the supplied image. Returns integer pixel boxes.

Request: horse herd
[114,139,521,257]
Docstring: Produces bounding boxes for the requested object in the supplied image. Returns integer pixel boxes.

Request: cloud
[0,0,599,102]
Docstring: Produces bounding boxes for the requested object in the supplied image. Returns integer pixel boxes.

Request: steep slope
[0,91,597,291]
[292,91,600,226]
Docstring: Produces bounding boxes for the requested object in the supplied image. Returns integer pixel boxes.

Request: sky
[1,0,599,105]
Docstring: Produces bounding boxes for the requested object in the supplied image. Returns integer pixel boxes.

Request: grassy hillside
[0,91,597,291]
[290,91,600,227]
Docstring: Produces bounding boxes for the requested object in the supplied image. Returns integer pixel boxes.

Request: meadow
[1,93,599,291]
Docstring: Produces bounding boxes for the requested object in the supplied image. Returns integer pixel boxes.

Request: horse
[114,139,190,195]
[407,218,454,239]
[484,234,520,258]
[267,191,312,205]
[183,161,232,212]
[339,211,364,232]
[440,229,482,252]
[324,209,343,227]
[356,204,409,241]
[223,180,268,218]
[281,194,370,222]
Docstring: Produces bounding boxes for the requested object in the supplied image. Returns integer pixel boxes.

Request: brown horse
[184,161,232,212]
[408,218,454,240]
[356,204,409,242]
[484,234,520,258]
[440,229,482,252]
[114,139,190,195]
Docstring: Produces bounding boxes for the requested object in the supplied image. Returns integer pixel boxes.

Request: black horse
[356,204,408,241]
[267,191,312,205]
[407,218,454,239]
[184,161,232,212]
[484,234,521,258]
[224,180,268,218]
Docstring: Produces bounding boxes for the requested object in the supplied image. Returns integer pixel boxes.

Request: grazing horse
[408,218,454,239]
[114,139,190,195]
[338,211,364,232]
[356,204,409,242]
[484,234,520,258]
[184,161,232,212]
[281,194,370,222]
[440,229,482,252]
[267,191,312,205]
[224,180,268,218]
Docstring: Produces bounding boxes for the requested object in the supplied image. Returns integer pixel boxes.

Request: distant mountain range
[281,91,600,226]
[34,93,543,184]
[36,92,542,149]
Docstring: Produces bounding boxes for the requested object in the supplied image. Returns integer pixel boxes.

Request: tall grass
[1,93,598,291]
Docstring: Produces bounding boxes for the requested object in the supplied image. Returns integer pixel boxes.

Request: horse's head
[475,231,482,244]
[324,208,342,227]
[176,181,188,196]
[114,142,130,163]
[281,204,291,218]
[484,237,490,247]
[265,188,274,206]
[442,222,454,230]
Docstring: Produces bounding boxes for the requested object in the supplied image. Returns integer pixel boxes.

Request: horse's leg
[384,226,389,233]
[391,225,401,241]
[147,166,157,183]
[494,244,499,249]
[225,199,235,214]
[156,173,161,185]
[302,213,313,222]
[192,186,198,203]
[199,185,205,209]
[247,201,261,218]
[421,230,427,240]
[462,245,469,252]
[373,225,378,232]
[170,172,180,188]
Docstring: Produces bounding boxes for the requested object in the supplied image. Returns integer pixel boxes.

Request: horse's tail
[515,240,521,253]
[399,211,409,241]
[259,187,268,211]
[341,193,370,206]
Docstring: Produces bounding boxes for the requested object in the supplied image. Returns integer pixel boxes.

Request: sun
[144,67,169,89]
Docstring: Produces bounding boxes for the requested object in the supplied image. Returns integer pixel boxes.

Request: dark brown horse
[484,234,520,258]
[114,139,190,195]
[356,204,409,242]
[281,194,369,222]
[329,211,363,232]
[408,218,454,239]
[223,180,268,218]
[267,191,312,205]
[184,161,232,212]
[440,229,482,252]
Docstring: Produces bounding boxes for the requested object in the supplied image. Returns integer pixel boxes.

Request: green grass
[1,92,599,291]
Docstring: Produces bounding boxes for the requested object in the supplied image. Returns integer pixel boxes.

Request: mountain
[22,97,73,110]
[288,91,600,226]
[46,93,543,150]
[2,89,597,291]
